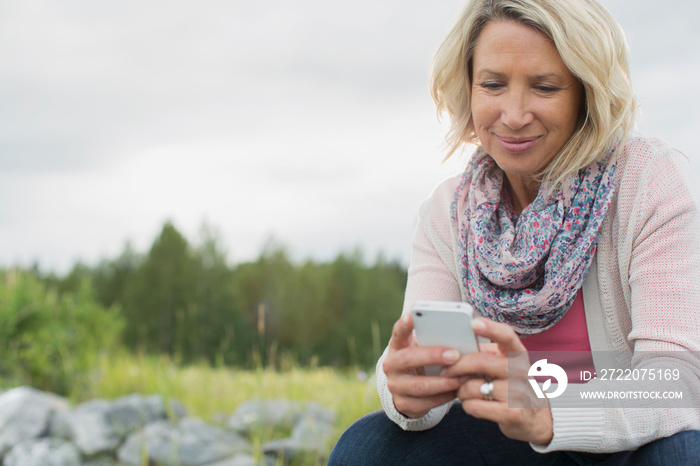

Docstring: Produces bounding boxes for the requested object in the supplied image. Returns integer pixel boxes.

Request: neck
[504,173,540,216]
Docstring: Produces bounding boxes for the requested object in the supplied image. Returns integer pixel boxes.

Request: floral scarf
[451,146,617,335]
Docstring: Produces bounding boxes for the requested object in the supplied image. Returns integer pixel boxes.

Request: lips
[497,136,540,153]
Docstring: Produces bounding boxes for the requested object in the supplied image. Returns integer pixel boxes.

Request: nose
[500,89,534,130]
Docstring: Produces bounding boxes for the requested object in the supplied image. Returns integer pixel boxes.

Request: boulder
[81,455,120,466]
[206,453,277,466]
[52,393,187,455]
[0,386,69,458]
[262,403,336,464]
[3,438,81,466]
[51,400,118,455]
[301,402,337,425]
[107,393,187,438]
[118,417,252,466]
[0,387,338,465]
[226,399,302,434]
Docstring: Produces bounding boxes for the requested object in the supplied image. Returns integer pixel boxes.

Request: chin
[491,157,540,179]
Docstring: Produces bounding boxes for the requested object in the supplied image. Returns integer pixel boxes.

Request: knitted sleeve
[376,175,464,430]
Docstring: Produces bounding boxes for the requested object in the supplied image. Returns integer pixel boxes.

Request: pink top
[520,289,595,383]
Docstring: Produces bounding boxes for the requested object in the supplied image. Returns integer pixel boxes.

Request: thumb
[388,313,414,351]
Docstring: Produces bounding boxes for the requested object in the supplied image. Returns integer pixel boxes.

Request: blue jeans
[328,402,700,465]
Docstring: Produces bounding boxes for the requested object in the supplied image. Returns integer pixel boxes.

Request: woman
[329,0,700,464]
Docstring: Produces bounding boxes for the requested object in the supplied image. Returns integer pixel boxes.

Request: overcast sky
[1,0,698,273]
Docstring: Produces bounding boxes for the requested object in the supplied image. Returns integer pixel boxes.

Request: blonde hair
[431,0,638,186]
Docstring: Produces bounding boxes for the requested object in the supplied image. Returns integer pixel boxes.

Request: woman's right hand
[381,312,464,419]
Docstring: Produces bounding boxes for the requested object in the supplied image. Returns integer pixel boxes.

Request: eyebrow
[475,69,564,80]
[475,69,506,79]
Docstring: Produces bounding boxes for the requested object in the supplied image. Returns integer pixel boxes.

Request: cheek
[544,101,577,134]
[470,97,496,129]
[557,109,580,137]
[560,93,584,131]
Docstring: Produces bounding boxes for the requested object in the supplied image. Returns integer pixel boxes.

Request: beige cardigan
[376,137,700,453]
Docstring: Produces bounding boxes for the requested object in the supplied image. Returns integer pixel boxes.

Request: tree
[122,221,196,355]
[189,223,243,364]
[93,241,141,308]
[231,240,295,366]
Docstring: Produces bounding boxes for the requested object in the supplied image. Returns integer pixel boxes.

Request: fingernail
[443,349,460,363]
[472,318,486,333]
[401,313,410,325]
[459,376,470,384]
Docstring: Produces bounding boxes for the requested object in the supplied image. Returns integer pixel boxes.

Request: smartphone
[410,301,480,376]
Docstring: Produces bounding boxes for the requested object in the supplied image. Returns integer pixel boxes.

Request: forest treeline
[4,222,407,392]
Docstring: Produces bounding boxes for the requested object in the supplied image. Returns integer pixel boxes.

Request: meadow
[70,351,382,464]
[1,225,400,464]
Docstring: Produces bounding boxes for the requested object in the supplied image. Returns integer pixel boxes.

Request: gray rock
[107,393,187,438]
[262,405,336,464]
[290,413,335,447]
[0,386,69,458]
[263,438,322,465]
[300,402,336,426]
[117,417,252,466]
[226,399,302,434]
[116,421,172,466]
[207,453,277,466]
[0,387,337,465]
[3,438,81,466]
[52,393,187,455]
[52,400,119,455]
[81,455,120,466]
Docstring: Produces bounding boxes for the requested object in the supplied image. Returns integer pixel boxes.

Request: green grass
[71,352,381,464]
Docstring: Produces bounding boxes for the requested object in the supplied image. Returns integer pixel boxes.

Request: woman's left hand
[440,318,554,445]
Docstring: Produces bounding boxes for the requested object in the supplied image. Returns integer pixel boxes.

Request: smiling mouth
[497,136,540,153]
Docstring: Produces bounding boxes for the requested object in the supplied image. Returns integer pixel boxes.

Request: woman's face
[470,20,583,182]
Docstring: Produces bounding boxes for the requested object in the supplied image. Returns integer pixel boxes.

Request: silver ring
[480,381,495,401]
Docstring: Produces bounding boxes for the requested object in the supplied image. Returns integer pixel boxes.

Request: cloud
[1,0,698,272]
[0,0,465,176]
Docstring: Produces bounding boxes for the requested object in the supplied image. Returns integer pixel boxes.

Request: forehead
[472,20,569,73]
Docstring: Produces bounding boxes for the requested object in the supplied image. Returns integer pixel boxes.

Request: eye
[479,81,504,90]
[535,84,559,93]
